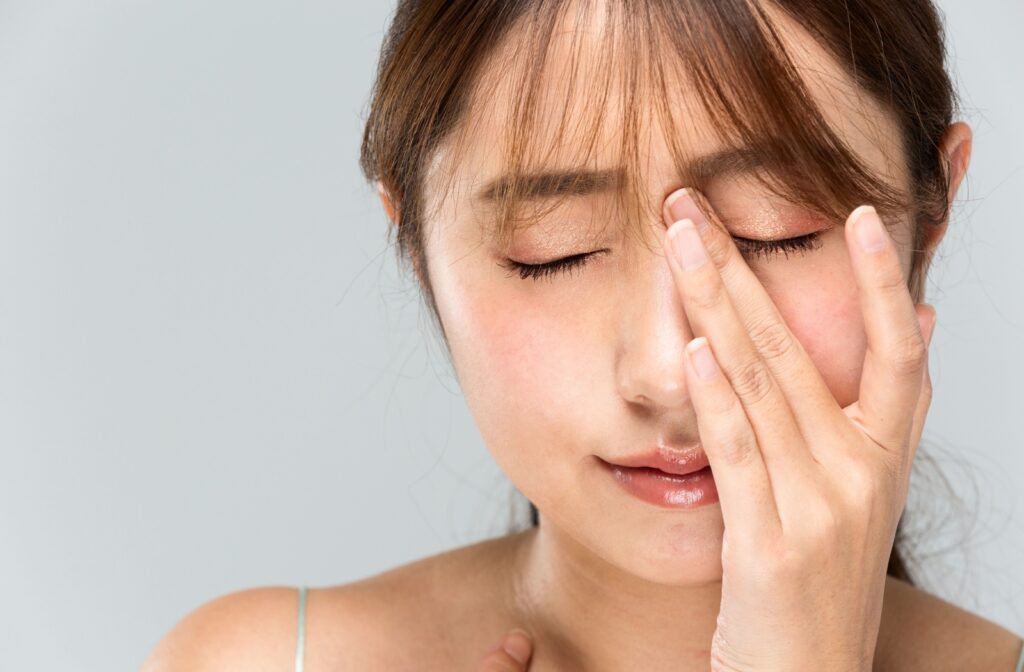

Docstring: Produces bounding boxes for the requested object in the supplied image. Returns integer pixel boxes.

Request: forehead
[426,0,908,229]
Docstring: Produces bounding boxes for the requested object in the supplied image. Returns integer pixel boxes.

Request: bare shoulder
[875,575,1024,671]
[305,530,531,668]
[141,531,530,671]
[138,576,432,671]
[140,585,302,672]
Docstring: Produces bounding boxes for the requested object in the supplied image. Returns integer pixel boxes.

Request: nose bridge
[615,243,695,409]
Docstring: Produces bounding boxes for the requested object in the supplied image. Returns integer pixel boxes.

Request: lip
[604,446,711,476]
[598,447,718,510]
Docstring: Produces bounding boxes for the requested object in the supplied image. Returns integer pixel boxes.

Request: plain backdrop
[1,1,1022,670]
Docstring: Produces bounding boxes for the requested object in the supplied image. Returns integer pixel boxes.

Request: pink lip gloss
[600,460,719,509]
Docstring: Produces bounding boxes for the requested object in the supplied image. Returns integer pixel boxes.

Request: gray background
[1,1,1021,670]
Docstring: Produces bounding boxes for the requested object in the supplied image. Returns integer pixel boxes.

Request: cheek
[762,254,866,409]
[437,277,598,486]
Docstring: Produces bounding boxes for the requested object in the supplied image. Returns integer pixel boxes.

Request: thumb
[478,629,533,671]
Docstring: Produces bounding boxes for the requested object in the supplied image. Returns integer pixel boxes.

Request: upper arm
[140,587,300,672]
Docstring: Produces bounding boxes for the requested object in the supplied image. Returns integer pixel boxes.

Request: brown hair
[359,0,959,586]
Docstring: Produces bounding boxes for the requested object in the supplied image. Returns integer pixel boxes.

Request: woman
[143,0,1024,670]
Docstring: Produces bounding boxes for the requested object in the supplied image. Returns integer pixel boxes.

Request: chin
[624,514,727,585]
[569,504,727,586]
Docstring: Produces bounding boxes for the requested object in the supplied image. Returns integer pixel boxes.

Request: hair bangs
[438,0,916,257]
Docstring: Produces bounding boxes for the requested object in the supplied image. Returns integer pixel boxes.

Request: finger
[683,336,782,546]
[664,188,848,444]
[844,205,928,451]
[665,216,817,511]
[904,304,936,471]
[479,630,532,671]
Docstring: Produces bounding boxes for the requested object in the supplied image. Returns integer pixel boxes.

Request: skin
[406,3,985,671]
[140,2,1024,671]
[412,6,949,671]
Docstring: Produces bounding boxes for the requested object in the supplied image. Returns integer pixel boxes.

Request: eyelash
[734,231,825,261]
[500,232,824,281]
[499,250,606,281]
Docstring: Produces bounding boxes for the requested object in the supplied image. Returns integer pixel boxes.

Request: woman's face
[415,5,919,585]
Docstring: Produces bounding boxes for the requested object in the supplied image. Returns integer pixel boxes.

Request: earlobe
[376,180,400,226]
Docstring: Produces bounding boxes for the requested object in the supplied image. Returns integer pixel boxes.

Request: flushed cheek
[767,266,866,409]
[442,283,603,486]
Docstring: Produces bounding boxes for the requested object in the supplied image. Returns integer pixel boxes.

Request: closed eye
[498,250,608,281]
[731,231,824,261]
[500,231,824,282]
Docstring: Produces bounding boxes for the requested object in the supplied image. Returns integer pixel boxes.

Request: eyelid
[499,249,607,281]
[502,230,824,282]
[730,231,824,260]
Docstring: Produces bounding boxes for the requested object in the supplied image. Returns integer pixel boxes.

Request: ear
[376,180,400,226]
[922,121,973,254]
[376,180,429,285]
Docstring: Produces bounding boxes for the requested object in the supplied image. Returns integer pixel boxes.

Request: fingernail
[502,629,532,665]
[686,337,719,381]
[666,188,709,234]
[853,205,887,253]
[670,219,708,271]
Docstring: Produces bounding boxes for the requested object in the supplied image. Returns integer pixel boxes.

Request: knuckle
[875,259,908,294]
[746,315,796,362]
[919,374,934,404]
[713,430,760,468]
[811,504,843,539]
[702,227,732,265]
[918,386,934,417]
[704,386,742,417]
[841,460,888,510]
[687,278,725,311]
[851,459,883,491]
[889,330,928,377]
[727,358,776,406]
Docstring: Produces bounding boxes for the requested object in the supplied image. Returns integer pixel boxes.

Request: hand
[662,189,935,672]
[478,629,533,671]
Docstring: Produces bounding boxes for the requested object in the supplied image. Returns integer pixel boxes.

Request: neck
[509,518,722,672]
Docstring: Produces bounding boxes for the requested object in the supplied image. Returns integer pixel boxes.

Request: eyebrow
[473,146,779,203]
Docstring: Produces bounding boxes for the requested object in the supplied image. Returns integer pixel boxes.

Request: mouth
[603,463,714,480]
[597,457,718,509]
[601,445,711,476]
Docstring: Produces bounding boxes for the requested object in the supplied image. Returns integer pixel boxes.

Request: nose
[615,250,696,411]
